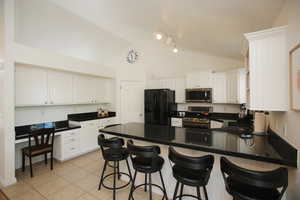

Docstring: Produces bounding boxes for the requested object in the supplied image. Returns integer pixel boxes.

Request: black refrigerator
[145,89,175,125]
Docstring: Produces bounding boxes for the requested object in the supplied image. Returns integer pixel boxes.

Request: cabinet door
[186,71,212,88]
[80,121,99,153]
[47,70,73,105]
[226,71,238,104]
[147,80,162,89]
[93,78,107,103]
[15,65,48,106]
[174,78,186,103]
[73,75,94,104]
[237,68,247,104]
[161,79,175,90]
[212,72,227,103]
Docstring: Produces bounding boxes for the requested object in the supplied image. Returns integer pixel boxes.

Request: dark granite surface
[15,120,81,140]
[100,123,297,167]
[68,112,116,122]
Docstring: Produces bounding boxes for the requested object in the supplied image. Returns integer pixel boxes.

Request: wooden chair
[22,128,55,177]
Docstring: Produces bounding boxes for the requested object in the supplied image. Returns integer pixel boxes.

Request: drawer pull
[70,147,76,150]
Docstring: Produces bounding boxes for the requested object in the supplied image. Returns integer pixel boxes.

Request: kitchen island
[100,123,297,200]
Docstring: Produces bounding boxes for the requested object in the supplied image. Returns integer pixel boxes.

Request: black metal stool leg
[196,187,201,200]
[113,161,117,200]
[149,173,153,200]
[173,181,179,200]
[128,170,137,200]
[98,160,108,190]
[144,173,148,192]
[179,183,184,200]
[117,161,121,180]
[204,186,209,200]
[125,158,133,182]
[159,170,168,200]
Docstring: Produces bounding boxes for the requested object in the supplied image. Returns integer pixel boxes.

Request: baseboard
[0,175,17,187]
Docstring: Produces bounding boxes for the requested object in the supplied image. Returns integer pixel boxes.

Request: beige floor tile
[32,177,69,197]
[53,162,79,177]
[82,160,103,174]
[76,193,99,200]
[2,181,33,198]
[47,185,85,200]
[9,189,46,200]
[24,172,58,188]
[74,174,100,192]
[59,167,90,182]
[68,156,95,168]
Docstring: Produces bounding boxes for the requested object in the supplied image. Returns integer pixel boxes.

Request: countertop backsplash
[15,104,112,126]
[177,103,241,113]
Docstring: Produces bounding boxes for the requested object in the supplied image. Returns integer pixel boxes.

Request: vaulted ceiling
[49,0,285,60]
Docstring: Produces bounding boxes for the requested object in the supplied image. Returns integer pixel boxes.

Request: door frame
[120,81,145,124]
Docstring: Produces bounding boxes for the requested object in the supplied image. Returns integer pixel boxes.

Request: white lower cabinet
[53,129,81,161]
[54,117,117,161]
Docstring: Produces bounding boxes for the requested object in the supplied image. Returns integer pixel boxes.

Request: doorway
[120,81,145,124]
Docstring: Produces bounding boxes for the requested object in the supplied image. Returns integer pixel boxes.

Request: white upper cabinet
[174,78,186,103]
[16,65,48,106]
[212,72,227,103]
[245,26,288,111]
[73,75,95,104]
[47,70,73,105]
[93,78,107,103]
[186,70,213,88]
[212,69,247,104]
[16,65,114,107]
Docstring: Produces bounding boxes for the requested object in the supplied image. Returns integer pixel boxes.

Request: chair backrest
[28,128,55,150]
[168,146,214,171]
[127,140,161,159]
[98,134,125,157]
[220,157,288,198]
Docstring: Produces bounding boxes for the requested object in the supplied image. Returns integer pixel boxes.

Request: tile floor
[1,150,163,200]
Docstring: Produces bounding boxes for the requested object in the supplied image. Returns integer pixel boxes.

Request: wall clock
[126,49,138,64]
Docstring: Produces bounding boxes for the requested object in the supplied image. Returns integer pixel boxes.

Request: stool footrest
[101,172,132,190]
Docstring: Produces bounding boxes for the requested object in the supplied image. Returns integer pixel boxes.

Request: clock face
[127,50,138,64]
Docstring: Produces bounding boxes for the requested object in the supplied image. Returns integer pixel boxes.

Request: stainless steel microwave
[185,88,212,103]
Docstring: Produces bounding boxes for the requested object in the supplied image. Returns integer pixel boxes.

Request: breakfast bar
[100,123,297,200]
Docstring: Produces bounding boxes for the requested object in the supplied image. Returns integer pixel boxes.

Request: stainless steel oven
[185,88,212,103]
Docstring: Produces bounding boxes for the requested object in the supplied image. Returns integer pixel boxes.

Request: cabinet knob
[45,101,48,104]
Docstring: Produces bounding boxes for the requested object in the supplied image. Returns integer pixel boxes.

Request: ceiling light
[155,33,163,40]
[173,48,178,53]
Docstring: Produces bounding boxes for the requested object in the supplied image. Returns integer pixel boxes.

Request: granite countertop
[100,123,297,167]
[68,111,116,122]
[15,120,81,140]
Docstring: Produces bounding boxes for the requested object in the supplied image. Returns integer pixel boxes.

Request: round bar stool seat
[220,156,288,200]
[98,134,133,200]
[127,140,168,200]
[168,146,214,200]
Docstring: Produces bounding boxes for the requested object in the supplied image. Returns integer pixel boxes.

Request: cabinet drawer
[63,141,80,156]
[62,130,80,138]
[62,136,80,145]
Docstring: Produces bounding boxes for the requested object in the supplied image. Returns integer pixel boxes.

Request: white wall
[0,0,4,60]
[270,0,300,199]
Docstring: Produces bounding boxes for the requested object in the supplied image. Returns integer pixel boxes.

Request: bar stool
[127,140,168,200]
[98,134,133,200]
[168,147,214,200]
[220,157,288,200]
